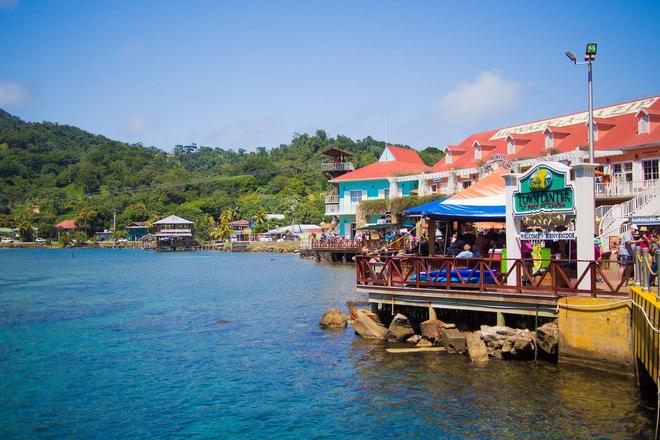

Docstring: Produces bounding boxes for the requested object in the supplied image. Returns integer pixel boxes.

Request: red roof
[432,94,660,172]
[386,145,426,166]
[330,145,430,182]
[55,219,77,229]
[230,219,250,227]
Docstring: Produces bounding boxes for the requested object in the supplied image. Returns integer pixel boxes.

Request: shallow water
[0,249,654,439]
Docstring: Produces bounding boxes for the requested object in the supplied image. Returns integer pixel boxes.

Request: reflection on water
[349,340,653,439]
[0,249,654,439]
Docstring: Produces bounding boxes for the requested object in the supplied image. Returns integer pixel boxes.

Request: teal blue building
[325,145,430,238]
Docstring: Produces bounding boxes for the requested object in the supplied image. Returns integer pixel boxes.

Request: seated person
[455,244,474,259]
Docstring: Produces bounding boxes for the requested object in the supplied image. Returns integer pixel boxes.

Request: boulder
[465,331,488,363]
[480,325,516,342]
[441,328,466,353]
[420,319,456,343]
[536,322,559,355]
[319,308,348,329]
[502,330,535,358]
[406,335,422,344]
[385,313,415,342]
[352,310,387,340]
[416,338,433,347]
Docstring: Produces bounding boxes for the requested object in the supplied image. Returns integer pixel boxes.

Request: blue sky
[0,0,658,151]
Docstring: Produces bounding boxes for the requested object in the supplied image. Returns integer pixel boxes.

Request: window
[350,190,364,203]
[446,151,452,164]
[643,159,659,181]
[639,114,649,134]
[613,162,633,182]
[507,138,515,155]
[462,181,472,189]
[544,132,553,149]
[474,143,481,160]
[383,188,390,199]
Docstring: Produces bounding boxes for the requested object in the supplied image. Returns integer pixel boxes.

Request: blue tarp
[404,198,505,220]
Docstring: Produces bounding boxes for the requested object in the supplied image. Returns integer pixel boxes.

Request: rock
[480,325,516,342]
[441,328,466,353]
[465,331,488,363]
[352,310,387,340]
[216,320,230,325]
[406,335,422,344]
[319,308,348,329]
[502,331,535,358]
[536,322,559,355]
[385,313,415,342]
[420,319,456,343]
[416,338,433,347]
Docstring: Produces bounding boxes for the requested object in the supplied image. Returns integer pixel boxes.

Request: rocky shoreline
[319,307,559,363]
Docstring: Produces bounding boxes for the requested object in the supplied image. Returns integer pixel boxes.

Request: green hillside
[0,109,443,240]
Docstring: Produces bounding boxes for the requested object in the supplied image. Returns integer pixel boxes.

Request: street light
[565,42,597,163]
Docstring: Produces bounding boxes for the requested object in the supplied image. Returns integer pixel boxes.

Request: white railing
[324,194,339,204]
[325,204,339,215]
[595,205,613,222]
[599,180,660,249]
[595,179,658,198]
[321,162,355,172]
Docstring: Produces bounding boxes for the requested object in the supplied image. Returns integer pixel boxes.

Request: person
[619,224,641,280]
[474,231,490,258]
[456,244,474,259]
[640,226,654,250]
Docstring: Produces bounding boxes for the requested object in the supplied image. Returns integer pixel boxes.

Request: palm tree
[211,221,232,240]
[252,210,268,232]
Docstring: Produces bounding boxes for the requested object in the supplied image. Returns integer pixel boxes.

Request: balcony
[325,204,340,215]
[321,162,355,172]
[595,179,658,198]
[324,194,339,204]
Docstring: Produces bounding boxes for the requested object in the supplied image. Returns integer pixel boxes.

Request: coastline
[0,241,302,254]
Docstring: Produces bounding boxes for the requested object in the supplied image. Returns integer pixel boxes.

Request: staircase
[598,180,660,251]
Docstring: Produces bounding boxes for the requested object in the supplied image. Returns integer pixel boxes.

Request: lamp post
[565,43,597,163]
[566,43,598,290]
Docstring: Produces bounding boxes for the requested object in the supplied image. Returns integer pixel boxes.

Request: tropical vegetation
[0,109,443,240]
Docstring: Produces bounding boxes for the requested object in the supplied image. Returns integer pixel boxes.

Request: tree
[211,217,232,240]
[75,207,100,236]
[251,210,268,232]
[16,220,35,242]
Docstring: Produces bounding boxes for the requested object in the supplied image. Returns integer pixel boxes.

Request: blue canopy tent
[405,201,505,221]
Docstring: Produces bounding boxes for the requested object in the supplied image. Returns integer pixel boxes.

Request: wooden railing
[312,238,405,252]
[321,162,355,172]
[355,255,629,298]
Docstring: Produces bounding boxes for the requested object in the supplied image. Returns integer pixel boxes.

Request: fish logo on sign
[529,168,552,191]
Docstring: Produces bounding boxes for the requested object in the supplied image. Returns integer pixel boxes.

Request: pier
[354,253,659,372]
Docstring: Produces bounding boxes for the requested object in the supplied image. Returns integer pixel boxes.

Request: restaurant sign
[513,163,575,216]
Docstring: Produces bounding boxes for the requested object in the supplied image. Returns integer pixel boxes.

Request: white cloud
[125,116,148,134]
[434,72,521,126]
[0,80,28,107]
[0,0,18,10]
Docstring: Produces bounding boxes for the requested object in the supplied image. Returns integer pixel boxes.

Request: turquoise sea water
[0,249,655,439]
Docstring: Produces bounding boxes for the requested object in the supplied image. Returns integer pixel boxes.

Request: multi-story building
[425,95,660,198]
[323,95,660,242]
[324,144,430,239]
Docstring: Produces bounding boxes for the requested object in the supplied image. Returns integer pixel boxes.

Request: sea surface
[0,249,655,439]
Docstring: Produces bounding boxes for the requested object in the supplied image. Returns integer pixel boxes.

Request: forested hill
[0,109,444,239]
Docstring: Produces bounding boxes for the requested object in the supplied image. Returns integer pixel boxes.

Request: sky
[0,0,659,152]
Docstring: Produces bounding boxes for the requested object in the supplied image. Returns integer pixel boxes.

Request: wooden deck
[355,255,630,318]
